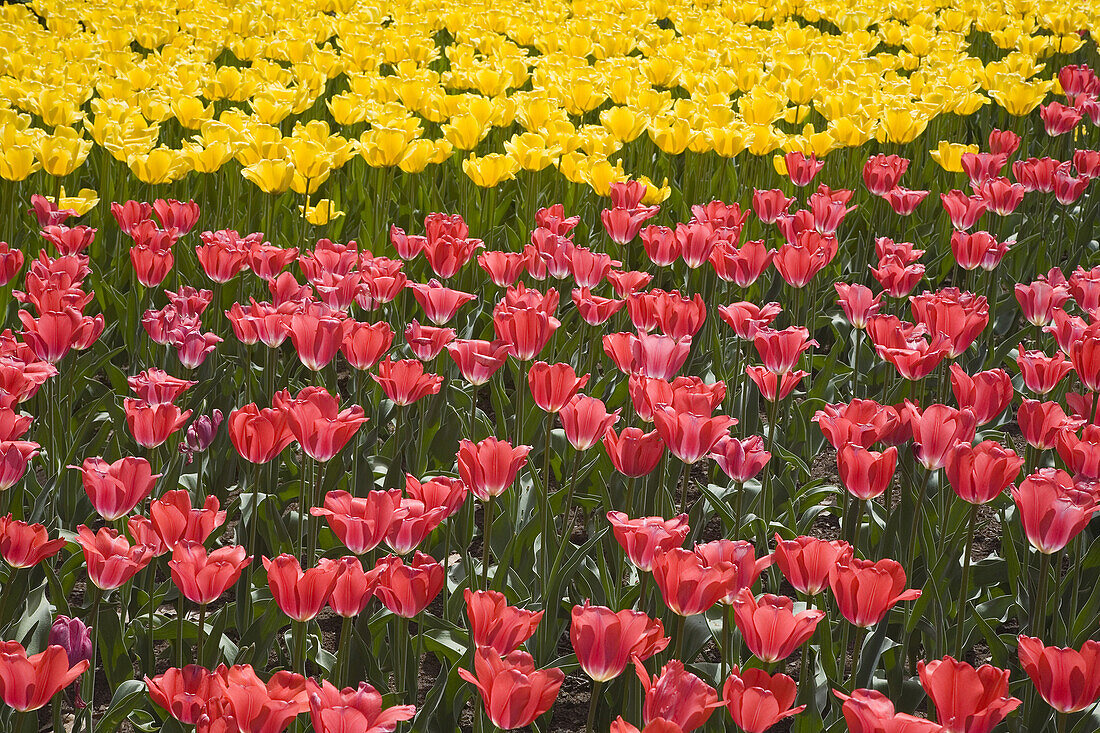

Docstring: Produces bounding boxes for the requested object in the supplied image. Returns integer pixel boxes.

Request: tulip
[693,540,772,604]
[607,512,689,572]
[456,437,531,501]
[75,525,154,590]
[1012,469,1100,554]
[465,589,543,655]
[607,270,653,297]
[146,665,226,725]
[1017,347,1071,395]
[1018,400,1081,450]
[830,551,921,628]
[341,320,393,371]
[408,280,476,325]
[384,499,446,555]
[631,333,692,380]
[311,489,404,555]
[834,689,944,733]
[572,287,625,325]
[68,456,158,521]
[652,406,736,465]
[0,515,67,568]
[717,301,782,340]
[709,435,770,484]
[560,396,620,451]
[263,554,343,623]
[228,404,295,464]
[169,542,251,605]
[773,535,849,596]
[837,443,898,500]
[216,664,308,733]
[478,251,526,286]
[288,306,349,372]
[571,601,668,682]
[373,357,443,406]
[812,399,899,449]
[459,649,564,730]
[0,641,89,712]
[911,405,977,471]
[863,154,909,195]
[328,556,381,618]
[528,361,589,413]
[609,717,684,733]
[835,283,882,329]
[944,441,1023,505]
[753,327,817,375]
[283,387,367,462]
[493,305,560,361]
[150,490,226,548]
[602,427,665,477]
[446,338,511,386]
[123,398,191,449]
[374,551,443,618]
[731,589,825,663]
[307,679,416,733]
[1056,425,1100,480]
[1017,636,1100,714]
[404,321,454,361]
[722,667,805,733]
[651,547,736,617]
[745,366,807,402]
[918,657,1021,733]
[48,617,92,707]
[635,659,720,733]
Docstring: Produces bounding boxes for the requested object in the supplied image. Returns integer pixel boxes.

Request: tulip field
[3,0,1100,731]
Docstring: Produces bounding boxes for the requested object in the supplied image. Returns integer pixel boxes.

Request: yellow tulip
[739,87,787,126]
[648,117,695,155]
[127,147,192,185]
[48,187,99,216]
[442,114,488,151]
[285,138,334,180]
[636,175,671,205]
[877,107,930,144]
[181,140,236,173]
[299,198,345,226]
[930,141,979,173]
[503,132,559,172]
[600,106,647,143]
[33,126,92,177]
[707,125,748,158]
[987,77,1052,116]
[0,145,39,181]
[399,139,452,173]
[171,96,214,129]
[461,153,518,187]
[291,169,330,195]
[242,157,295,194]
[581,157,629,197]
[34,87,84,127]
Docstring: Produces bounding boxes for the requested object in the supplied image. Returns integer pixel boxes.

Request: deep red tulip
[945,441,1023,504]
[732,589,824,663]
[169,542,251,605]
[837,443,898,500]
[570,601,668,682]
[1017,635,1100,714]
[0,641,89,712]
[69,456,158,521]
[307,678,416,733]
[0,515,66,568]
[123,398,191,449]
[722,667,805,733]
[0,242,24,286]
[603,427,665,477]
[263,554,344,622]
[150,490,226,547]
[312,489,404,555]
[834,689,944,733]
[374,551,443,617]
[282,387,367,462]
[75,525,154,590]
[607,512,689,572]
[459,649,564,730]
[635,659,720,733]
[1012,469,1100,554]
[456,437,531,501]
[918,657,1021,733]
[911,405,977,471]
[146,665,226,725]
[830,550,921,628]
[651,547,736,617]
[327,556,382,618]
[773,535,849,596]
[465,589,543,655]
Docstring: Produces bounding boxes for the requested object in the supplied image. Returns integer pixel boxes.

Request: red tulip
[603,427,665,477]
[709,435,770,483]
[169,542,251,605]
[752,189,794,224]
[0,243,23,287]
[404,320,454,361]
[693,540,772,604]
[835,283,882,329]
[263,554,344,622]
[1017,635,1100,714]
[834,689,944,733]
[731,589,824,663]
[772,233,836,288]
[607,512,689,572]
[918,657,1021,733]
[745,366,807,402]
[753,326,817,375]
[215,664,308,733]
[1056,425,1100,480]
[0,640,89,711]
[384,499,446,555]
[837,443,898,500]
[560,395,620,451]
[456,437,531,501]
[312,489,404,555]
[75,525,154,590]
[123,398,191,449]
[374,551,443,617]
[710,240,774,287]
[372,357,443,406]
[404,475,467,518]
[1018,400,1081,450]
[635,659,720,733]
[910,289,988,358]
[813,399,899,449]
[722,667,805,733]
[651,547,736,617]
[528,361,589,413]
[830,550,921,628]
[307,678,416,733]
[717,301,781,341]
[773,535,849,596]
[944,441,1023,504]
[459,649,564,729]
[282,387,367,462]
[465,589,543,655]
[408,280,476,326]
[570,601,668,682]
[783,152,824,186]
[478,251,526,286]
[652,406,735,464]
[911,405,977,471]
[228,404,295,464]
[1016,347,1073,395]
[948,365,1011,426]
[632,333,692,380]
[863,154,909,195]
[871,255,925,298]
[319,555,377,618]
[493,304,560,361]
[68,456,158,521]
[446,339,511,386]
[341,320,393,371]
[146,665,226,724]
[1070,322,1100,392]
[0,515,65,569]
[609,716,684,733]
[128,368,195,405]
[18,308,102,363]
[150,490,226,547]
[940,191,987,231]
[288,305,349,372]
[1012,469,1100,554]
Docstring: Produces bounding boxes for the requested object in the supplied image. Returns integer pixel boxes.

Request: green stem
[677,460,691,516]
[481,496,494,590]
[146,558,156,673]
[86,587,102,733]
[293,619,306,676]
[586,680,603,733]
[1033,551,1050,637]
[337,615,353,687]
[197,603,206,667]
[955,503,978,655]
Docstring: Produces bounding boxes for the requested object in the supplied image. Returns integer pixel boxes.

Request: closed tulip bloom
[1016,347,1073,395]
[307,679,416,733]
[911,405,977,471]
[75,525,154,590]
[838,443,898,500]
[694,540,772,603]
[123,398,191,449]
[635,659,721,733]
[408,280,476,325]
[169,542,251,605]
[493,305,560,361]
[830,551,921,628]
[1012,469,1100,554]
[1017,636,1100,714]
[918,657,1021,733]
[603,427,665,477]
[571,601,668,682]
[0,515,67,568]
[631,333,692,380]
[652,406,736,464]
[1070,324,1100,393]
[384,499,447,555]
[1018,400,1082,450]
[732,589,825,663]
[834,689,944,733]
[459,649,564,730]
[374,551,444,617]
[311,489,405,555]
[465,588,544,654]
[557,395,619,450]
[446,339,511,386]
[150,490,226,548]
[710,435,770,483]
[283,387,368,462]
[835,283,882,329]
[746,366,808,403]
[263,554,344,622]
[752,189,795,223]
[949,365,1012,426]
[945,441,1023,504]
[1015,279,1070,327]
[753,327,817,374]
[1056,425,1100,480]
[0,641,89,712]
[217,664,308,733]
[773,535,849,596]
[527,361,589,413]
[607,512,689,572]
[404,475,467,518]
[722,667,805,733]
[717,301,782,341]
[478,251,526,286]
[373,357,443,406]
[609,716,685,733]
[328,556,382,618]
[456,437,531,501]
[146,665,226,725]
[228,404,295,464]
[651,547,736,617]
[341,320,393,371]
[288,306,349,372]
